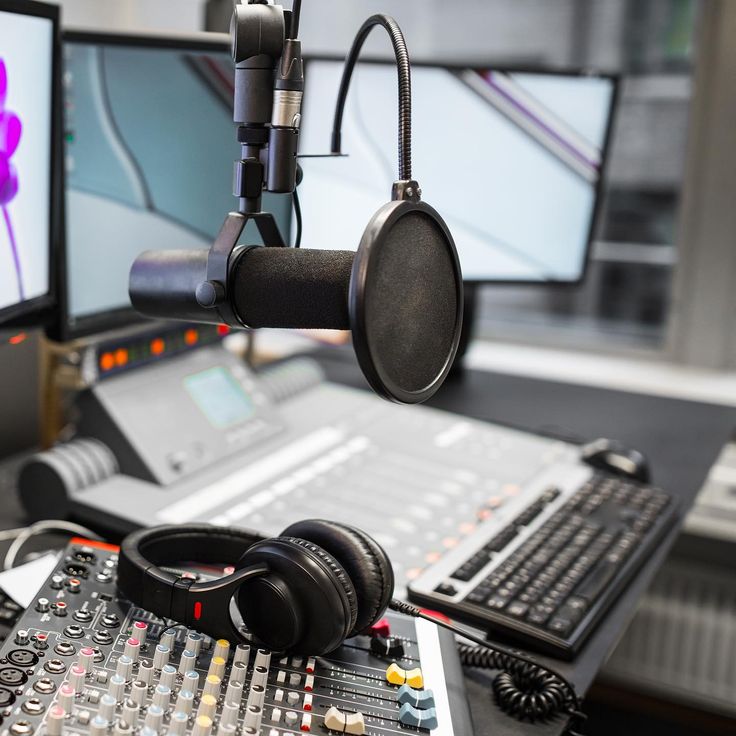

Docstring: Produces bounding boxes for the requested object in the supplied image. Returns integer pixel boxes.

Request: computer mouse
[580,438,651,483]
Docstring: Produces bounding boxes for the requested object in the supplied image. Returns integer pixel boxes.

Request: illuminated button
[398,703,438,730]
[115,348,128,367]
[150,338,165,356]
[301,712,312,731]
[217,325,230,336]
[304,674,314,691]
[185,329,199,346]
[385,662,423,688]
[303,693,313,711]
[397,684,435,708]
[100,353,115,371]
[323,707,366,735]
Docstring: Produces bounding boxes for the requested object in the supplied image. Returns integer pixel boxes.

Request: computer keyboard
[408,472,679,658]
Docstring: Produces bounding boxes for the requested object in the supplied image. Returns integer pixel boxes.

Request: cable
[389,600,586,730]
[330,14,412,181]
[290,0,302,38]
[3,521,105,571]
[292,186,302,248]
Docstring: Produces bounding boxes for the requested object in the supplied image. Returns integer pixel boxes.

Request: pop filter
[350,200,462,403]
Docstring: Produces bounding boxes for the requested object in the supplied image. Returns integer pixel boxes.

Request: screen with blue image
[64,38,292,331]
[299,60,616,282]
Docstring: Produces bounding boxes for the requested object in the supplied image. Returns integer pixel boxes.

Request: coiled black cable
[330,14,412,181]
[390,600,586,731]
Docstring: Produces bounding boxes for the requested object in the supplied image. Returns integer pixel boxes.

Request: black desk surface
[2,348,736,736]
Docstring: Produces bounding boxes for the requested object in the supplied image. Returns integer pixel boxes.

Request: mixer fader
[0,541,471,736]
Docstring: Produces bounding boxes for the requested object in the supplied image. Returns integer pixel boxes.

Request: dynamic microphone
[130,198,463,404]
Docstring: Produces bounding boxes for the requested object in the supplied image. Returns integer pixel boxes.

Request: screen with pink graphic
[0,8,54,316]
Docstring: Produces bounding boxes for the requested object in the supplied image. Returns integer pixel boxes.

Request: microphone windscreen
[350,201,463,404]
[231,247,354,329]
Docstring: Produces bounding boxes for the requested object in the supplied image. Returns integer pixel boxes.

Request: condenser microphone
[130,198,463,404]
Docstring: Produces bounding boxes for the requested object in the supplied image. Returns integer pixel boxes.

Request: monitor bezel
[301,55,620,287]
[0,0,62,330]
[51,29,241,342]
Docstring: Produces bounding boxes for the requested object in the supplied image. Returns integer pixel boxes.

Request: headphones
[118,520,394,655]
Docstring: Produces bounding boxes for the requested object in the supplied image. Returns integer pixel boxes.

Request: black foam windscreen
[232,247,354,329]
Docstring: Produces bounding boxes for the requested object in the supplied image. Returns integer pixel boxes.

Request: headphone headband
[118,524,265,638]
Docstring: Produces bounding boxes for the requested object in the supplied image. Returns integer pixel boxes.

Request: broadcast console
[0,539,472,736]
[18,347,678,659]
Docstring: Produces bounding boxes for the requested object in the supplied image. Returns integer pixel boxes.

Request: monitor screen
[299,60,617,283]
[0,2,57,325]
[61,33,292,339]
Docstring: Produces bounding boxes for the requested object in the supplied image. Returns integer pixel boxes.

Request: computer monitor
[299,59,617,283]
[56,31,292,341]
[0,0,60,328]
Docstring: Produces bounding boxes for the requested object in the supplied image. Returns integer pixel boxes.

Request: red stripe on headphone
[194,601,203,620]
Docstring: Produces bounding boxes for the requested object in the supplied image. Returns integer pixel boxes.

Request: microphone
[129,9,464,404]
[130,199,463,404]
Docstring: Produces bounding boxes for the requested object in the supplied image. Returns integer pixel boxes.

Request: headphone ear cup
[236,536,357,654]
[281,519,394,636]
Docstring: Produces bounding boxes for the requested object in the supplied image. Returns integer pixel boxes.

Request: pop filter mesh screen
[364,211,458,394]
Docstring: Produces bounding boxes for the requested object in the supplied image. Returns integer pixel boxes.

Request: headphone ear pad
[236,536,357,654]
[281,519,394,636]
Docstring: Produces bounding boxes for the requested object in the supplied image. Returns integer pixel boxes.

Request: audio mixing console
[0,540,472,736]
